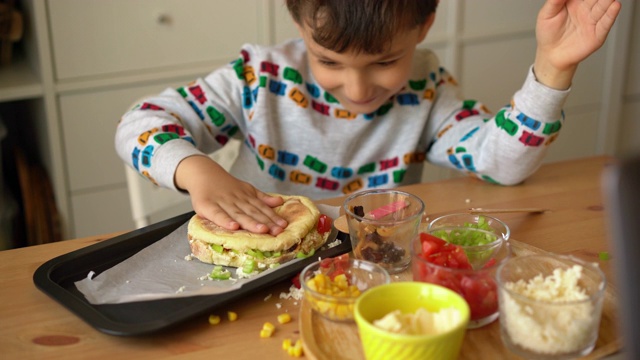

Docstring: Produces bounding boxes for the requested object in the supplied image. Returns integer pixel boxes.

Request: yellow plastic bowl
[354,282,470,360]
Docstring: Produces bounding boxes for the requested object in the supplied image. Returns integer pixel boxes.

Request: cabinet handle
[157,14,172,25]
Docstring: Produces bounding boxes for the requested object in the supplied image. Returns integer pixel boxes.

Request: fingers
[257,192,288,228]
[201,207,241,231]
[194,193,287,236]
[583,0,621,41]
[595,0,621,39]
[540,0,568,18]
[230,197,287,235]
[586,0,618,20]
[179,157,289,236]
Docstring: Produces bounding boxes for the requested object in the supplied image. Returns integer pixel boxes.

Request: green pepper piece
[296,248,316,259]
[243,260,257,274]
[210,244,224,254]
[247,249,265,260]
[210,265,231,280]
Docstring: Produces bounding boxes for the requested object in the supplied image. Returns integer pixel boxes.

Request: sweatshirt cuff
[152,140,205,191]
[513,66,570,121]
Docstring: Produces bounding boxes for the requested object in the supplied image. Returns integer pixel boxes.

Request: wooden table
[0,156,621,359]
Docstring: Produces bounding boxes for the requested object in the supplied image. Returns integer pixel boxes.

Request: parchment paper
[75,205,340,304]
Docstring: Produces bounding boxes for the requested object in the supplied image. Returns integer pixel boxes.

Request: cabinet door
[70,187,134,238]
[59,83,189,192]
[58,81,190,237]
[48,0,264,80]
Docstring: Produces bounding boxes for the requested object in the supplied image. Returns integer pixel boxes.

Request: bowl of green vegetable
[427,213,510,268]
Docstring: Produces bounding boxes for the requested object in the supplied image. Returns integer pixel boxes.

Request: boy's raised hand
[175,155,288,236]
[534,0,621,89]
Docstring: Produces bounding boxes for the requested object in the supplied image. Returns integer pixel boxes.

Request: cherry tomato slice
[317,214,332,235]
[292,273,301,289]
[420,233,446,256]
[418,233,472,269]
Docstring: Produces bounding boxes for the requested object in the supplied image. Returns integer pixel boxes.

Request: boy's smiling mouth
[347,95,379,106]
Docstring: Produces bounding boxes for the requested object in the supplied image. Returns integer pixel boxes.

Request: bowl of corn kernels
[300,255,390,322]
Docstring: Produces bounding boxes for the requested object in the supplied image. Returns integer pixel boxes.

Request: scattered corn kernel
[260,322,276,338]
[227,311,238,321]
[208,315,221,325]
[282,338,304,357]
[277,313,292,324]
[282,338,292,350]
[289,339,304,357]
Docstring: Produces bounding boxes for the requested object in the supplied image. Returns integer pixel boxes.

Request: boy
[116,0,620,235]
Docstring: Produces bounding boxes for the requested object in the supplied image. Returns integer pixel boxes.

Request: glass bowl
[428,213,510,243]
[428,213,510,269]
[412,230,511,328]
[497,254,606,359]
[300,257,390,322]
[343,189,425,274]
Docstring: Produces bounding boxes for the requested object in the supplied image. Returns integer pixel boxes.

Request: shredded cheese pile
[504,265,588,301]
[373,307,462,336]
[501,265,602,355]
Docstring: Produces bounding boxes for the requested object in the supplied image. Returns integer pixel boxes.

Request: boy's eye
[318,59,338,67]
[377,60,397,67]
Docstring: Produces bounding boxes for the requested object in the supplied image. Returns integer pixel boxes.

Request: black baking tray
[33,211,351,336]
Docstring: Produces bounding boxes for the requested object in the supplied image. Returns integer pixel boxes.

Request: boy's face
[297,16,433,114]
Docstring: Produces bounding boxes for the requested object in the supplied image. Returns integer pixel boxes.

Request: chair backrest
[126,138,241,228]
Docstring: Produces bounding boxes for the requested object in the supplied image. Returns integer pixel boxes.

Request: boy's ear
[417,13,436,43]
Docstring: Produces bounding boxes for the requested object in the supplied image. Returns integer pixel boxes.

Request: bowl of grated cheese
[496,254,606,359]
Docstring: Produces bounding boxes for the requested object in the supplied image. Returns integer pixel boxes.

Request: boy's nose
[344,71,372,103]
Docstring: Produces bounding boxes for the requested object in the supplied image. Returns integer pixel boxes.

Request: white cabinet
[59,83,182,192]
[48,0,268,237]
[58,82,188,234]
[0,0,269,239]
[48,0,264,80]
[0,0,637,242]
[70,186,132,238]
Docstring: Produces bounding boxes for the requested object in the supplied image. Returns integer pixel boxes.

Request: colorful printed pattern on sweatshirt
[432,97,563,183]
[203,53,450,195]
[127,102,198,186]
[122,42,564,198]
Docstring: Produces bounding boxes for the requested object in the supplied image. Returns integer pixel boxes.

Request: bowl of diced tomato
[411,231,511,328]
[301,254,391,322]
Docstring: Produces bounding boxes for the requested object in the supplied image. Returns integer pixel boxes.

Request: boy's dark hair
[286,0,437,54]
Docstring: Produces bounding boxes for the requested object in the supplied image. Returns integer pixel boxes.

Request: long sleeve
[425,65,569,185]
[115,64,244,191]
[115,40,572,201]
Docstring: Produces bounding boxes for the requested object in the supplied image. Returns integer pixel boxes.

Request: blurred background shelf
[0,58,42,101]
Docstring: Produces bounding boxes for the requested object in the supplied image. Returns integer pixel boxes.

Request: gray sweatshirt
[115,39,569,200]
